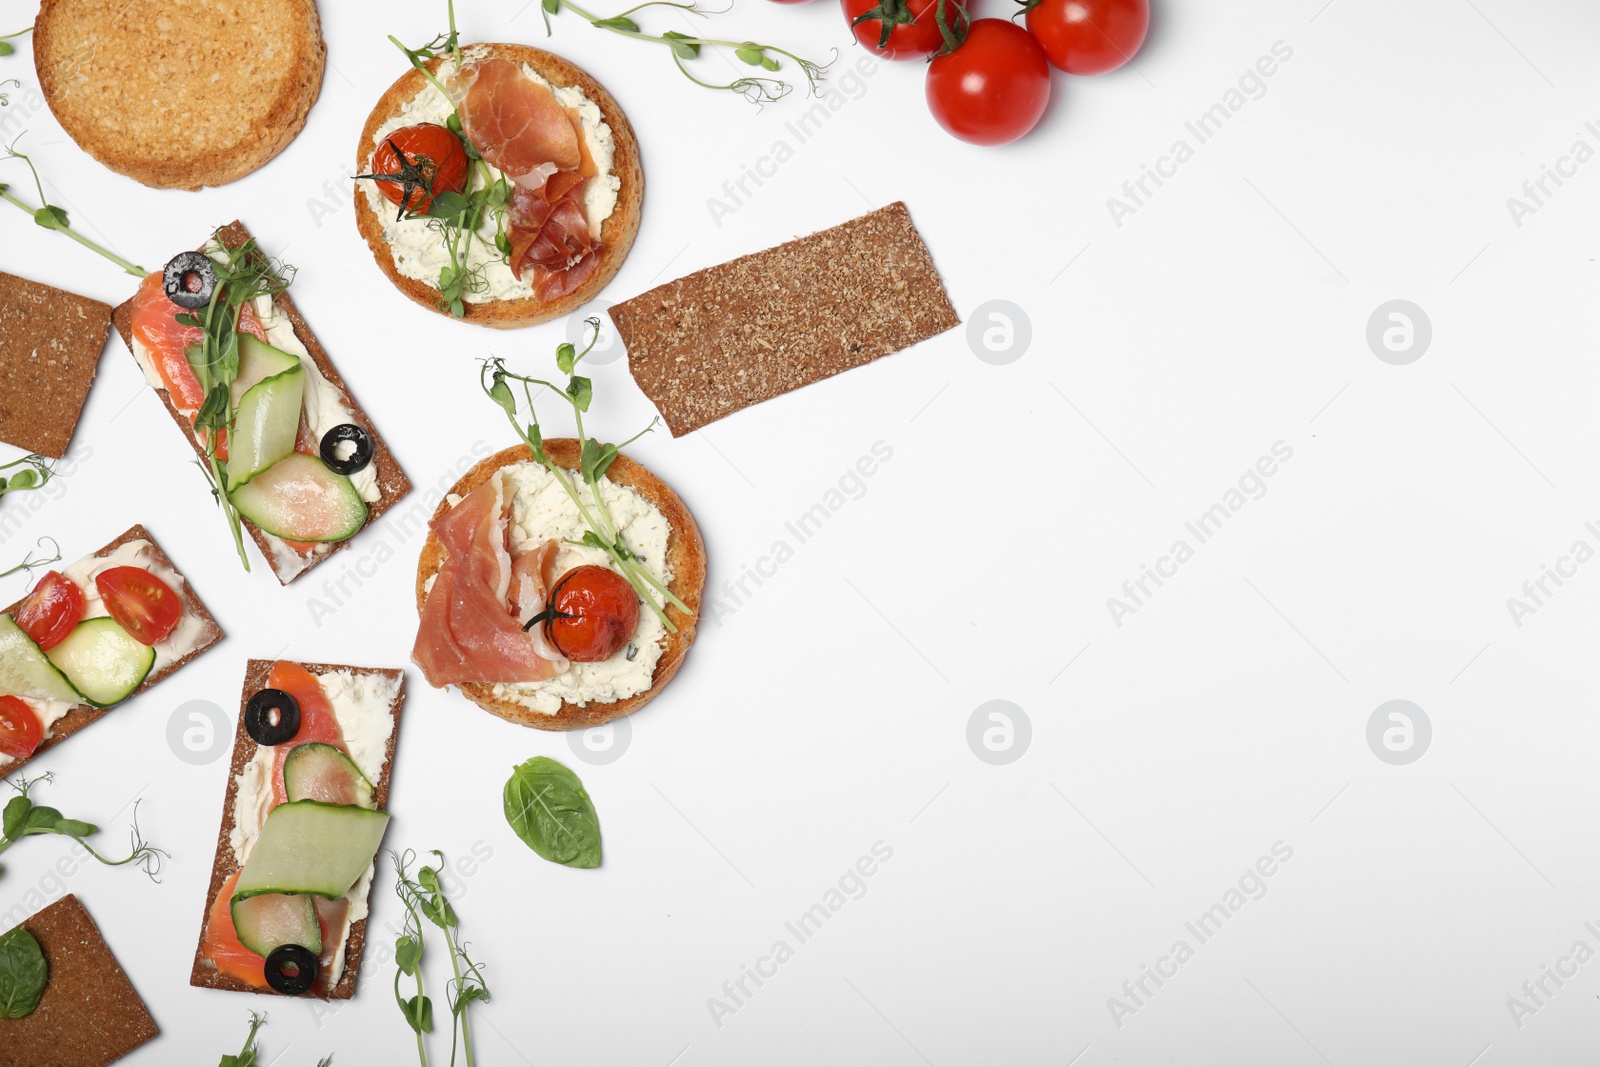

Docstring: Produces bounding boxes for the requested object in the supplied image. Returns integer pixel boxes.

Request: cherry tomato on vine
[0,696,42,761]
[364,123,470,215]
[926,19,1051,145]
[1023,0,1149,75]
[14,571,84,651]
[535,565,641,663]
[843,0,969,61]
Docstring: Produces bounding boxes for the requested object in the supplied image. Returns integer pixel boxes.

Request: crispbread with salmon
[414,441,703,729]
[1,523,223,777]
[191,659,404,999]
[111,221,412,585]
[354,42,644,329]
[33,0,325,190]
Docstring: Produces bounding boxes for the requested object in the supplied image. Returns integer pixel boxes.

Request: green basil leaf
[0,926,48,1019]
[503,757,601,868]
[3,797,30,840]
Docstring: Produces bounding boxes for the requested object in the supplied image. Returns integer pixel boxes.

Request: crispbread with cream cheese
[414,441,703,729]
[0,272,111,459]
[354,42,643,329]
[4,894,159,1065]
[32,0,325,190]
[190,659,404,999]
[110,221,413,585]
[1,523,224,777]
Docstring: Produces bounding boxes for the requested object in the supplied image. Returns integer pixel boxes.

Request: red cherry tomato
[14,571,85,651]
[1024,0,1149,75]
[843,0,969,61]
[94,567,181,646]
[0,696,42,761]
[926,19,1051,145]
[366,123,470,215]
[539,565,641,663]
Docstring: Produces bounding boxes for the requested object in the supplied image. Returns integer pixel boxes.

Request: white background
[2,0,1599,1063]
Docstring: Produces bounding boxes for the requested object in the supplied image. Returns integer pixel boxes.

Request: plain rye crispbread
[354,42,643,328]
[33,0,325,190]
[1,524,224,777]
[190,659,404,1000]
[0,272,110,459]
[4,894,159,1066]
[413,441,704,730]
[610,201,960,436]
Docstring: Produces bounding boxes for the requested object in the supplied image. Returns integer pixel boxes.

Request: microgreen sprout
[391,849,489,1067]
[0,27,30,58]
[218,1011,333,1067]
[0,138,145,276]
[0,774,168,881]
[482,320,688,632]
[0,537,60,581]
[0,454,51,500]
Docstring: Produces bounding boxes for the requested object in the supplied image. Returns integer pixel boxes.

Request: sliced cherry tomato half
[536,565,641,663]
[0,696,43,761]
[364,123,470,215]
[94,567,182,647]
[14,571,86,652]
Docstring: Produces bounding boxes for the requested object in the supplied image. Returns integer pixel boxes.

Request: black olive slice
[245,688,301,746]
[162,251,217,310]
[264,944,319,995]
[320,423,374,476]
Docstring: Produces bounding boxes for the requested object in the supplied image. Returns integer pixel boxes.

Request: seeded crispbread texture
[609,202,959,436]
[0,524,224,779]
[190,660,404,1000]
[3,894,159,1066]
[111,222,413,585]
[0,272,110,459]
[32,0,325,190]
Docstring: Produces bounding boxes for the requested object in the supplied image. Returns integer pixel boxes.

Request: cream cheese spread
[363,45,620,304]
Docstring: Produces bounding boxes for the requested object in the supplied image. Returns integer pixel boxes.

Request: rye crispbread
[0,273,111,459]
[610,201,959,435]
[190,659,404,1000]
[111,222,413,585]
[2,894,159,1065]
[413,441,704,730]
[33,0,324,190]
[1,524,224,779]
[354,42,643,329]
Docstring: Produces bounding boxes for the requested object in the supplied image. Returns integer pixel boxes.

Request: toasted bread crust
[190,659,405,1000]
[1,524,224,778]
[33,0,325,190]
[111,222,413,585]
[354,43,643,328]
[414,442,703,729]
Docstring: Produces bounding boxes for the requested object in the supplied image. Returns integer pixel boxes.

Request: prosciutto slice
[412,473,566,687]
[449,58,581,177]
[506,172,600,299]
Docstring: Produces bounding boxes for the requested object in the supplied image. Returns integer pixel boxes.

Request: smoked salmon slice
[201,870,270,989]
[267,660,348,808]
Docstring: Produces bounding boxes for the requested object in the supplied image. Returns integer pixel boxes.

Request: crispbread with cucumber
[111,221,411,584]
[192,658,404,999]
[0,524,223,775]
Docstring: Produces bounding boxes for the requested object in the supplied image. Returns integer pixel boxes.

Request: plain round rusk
[414,442,703,729]
[33,0,325,190]
[355,43,644,328]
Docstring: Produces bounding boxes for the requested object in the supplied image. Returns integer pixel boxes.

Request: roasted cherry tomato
[365,123,470,215]
[0,696,42,761]
[535,565,641,663]
[926,19,1051,145]
[94,567,181,646]
[1024,0,1149,75]
[843,0,968,59]
[14,571,85,651]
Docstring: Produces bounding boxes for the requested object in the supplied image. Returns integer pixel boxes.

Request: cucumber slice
[234,801,390,900]
[0,614,82,705]
[283,743,375,809]
[226,365,305,489]
[231,335,302,410]
[230,892,322,959]
[230,453,368,543]
[43,618,154,708]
